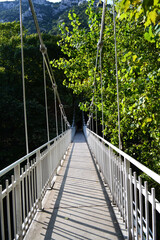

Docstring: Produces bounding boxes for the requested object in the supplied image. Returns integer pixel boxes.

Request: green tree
[52,0,160,175]
[0,22,73,170]
[117,0,160,42]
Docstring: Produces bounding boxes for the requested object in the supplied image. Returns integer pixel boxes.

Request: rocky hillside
[0,0,87,33]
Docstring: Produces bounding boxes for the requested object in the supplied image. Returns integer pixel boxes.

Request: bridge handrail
[0,127,76,240]
[83,126,160,240]
[84,127,160,184]
[0,128,75,178]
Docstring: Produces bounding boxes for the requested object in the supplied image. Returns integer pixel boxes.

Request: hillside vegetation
[0,22,74,170]
[0,1,88,34]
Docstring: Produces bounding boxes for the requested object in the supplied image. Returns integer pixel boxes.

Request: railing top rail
[85,127,160,184]
[0,129,71,178]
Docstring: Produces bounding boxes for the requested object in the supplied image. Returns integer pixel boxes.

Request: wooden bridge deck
[25,132,125,240]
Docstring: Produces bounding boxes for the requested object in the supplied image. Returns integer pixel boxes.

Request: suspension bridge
[0,0,160,240]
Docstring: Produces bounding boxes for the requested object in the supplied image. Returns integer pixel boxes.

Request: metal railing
[0,127,76,240]
[83,126,160,240]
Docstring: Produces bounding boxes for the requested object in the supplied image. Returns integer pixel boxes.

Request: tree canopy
[0,22,74,170]
[52,0,160,176]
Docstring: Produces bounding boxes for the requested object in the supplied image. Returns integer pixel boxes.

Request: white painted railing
[83,126,160,240]
[0,127,76,240]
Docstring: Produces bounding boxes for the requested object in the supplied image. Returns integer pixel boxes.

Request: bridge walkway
[25,132,124,240]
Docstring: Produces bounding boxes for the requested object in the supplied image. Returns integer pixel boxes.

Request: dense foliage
[50,2,89,35]
[0,22,73,170]
[52,0,160,176]
[118,0,160,43]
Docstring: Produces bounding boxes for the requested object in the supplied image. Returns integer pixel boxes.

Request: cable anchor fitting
[52,83,57,89]
[40,44,47,54]
[97,40,103,50]
[64,116,67,122]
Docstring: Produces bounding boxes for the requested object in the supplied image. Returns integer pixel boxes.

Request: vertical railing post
[134,172,138,239]
[109,147,113,196]
[36,150,42,210]
[145,181,149,240]
[112,151,116,204]
[48,144,52,188]
[14,164,23,240]
[0,185,5,240]
[55,139,57,171]
[139,176,143,239]
[124,158,131,240]
[152,188,156,240]
[130,169,134,238]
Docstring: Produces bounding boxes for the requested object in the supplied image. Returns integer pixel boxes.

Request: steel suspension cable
[87,41,99,127]
[92,112,94,132]
[28,0,70,128]
[43,56,50,142]
[99,48,104,138]
[90,0,106,137]
[96,105,98,134]
[59,104,64,133]
[20,0,29,155]
[90,48,99,129]
[41,50,69,126]
[113,0,121,150]
[99,0,106,43]
[54,86,58,136]
[87,0,106,126]
[61,111,63,133]
[98,0,107,138]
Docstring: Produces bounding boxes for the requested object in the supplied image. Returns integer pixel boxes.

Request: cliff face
[1,0,48,6]
[0,0,84,14]
[0,0,87,31]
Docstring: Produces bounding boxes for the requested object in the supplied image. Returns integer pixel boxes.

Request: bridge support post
[124,158,132,240]
[37,150,42,210]
[14,165,23,240]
